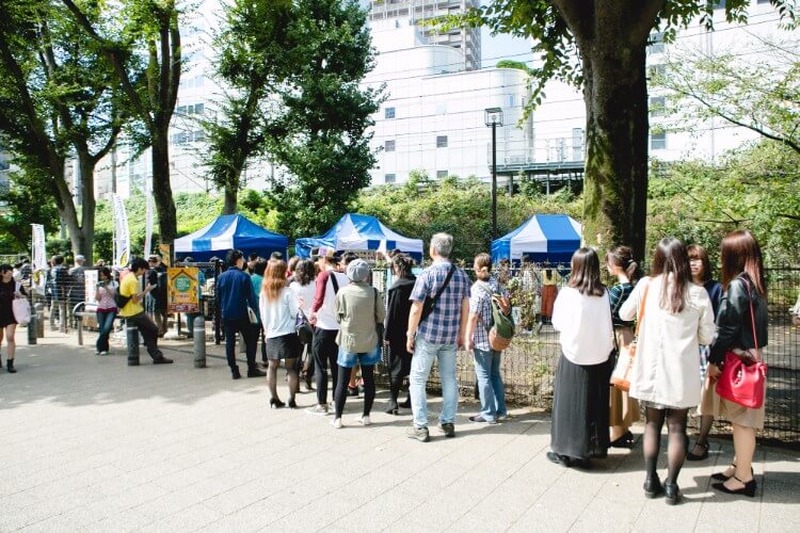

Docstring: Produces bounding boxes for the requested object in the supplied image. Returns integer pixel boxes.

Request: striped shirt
[410,259,470,345]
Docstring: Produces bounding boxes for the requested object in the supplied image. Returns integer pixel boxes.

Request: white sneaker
[331,418,343,429]
[359,416,371,426]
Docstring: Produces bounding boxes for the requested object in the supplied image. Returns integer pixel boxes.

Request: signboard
[84,270,98,305]
[168,267,199,313]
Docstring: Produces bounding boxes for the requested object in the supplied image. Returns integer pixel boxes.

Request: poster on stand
[168,267,199,313]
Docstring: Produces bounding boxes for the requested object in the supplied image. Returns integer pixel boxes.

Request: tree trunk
[581,44,649,261]
[74,151,96,258]
[222,180,239,215]
[152,131,177,244]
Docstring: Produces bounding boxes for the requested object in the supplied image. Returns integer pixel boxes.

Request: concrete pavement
[0,329,798,532]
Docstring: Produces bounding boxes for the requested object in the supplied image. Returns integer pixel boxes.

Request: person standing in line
[540,262,561,325]
[49,255,69,331]
[606,245,641,449]
[250,258,268,365]
[68,254,87,327]
[118,258,173,365]
[405,233,471,442]
[259,259,301,408]
[548,248,614,469]
[216,249,266,380]
[330,259,385,428]
[383,253,416,414]
[707,230,768,498]
[94,267,118,355]
[0,264,27,373]
[307,252,349,415]
[686,244,723,461]
[464,252,509,425]
[290,259,317,392]
[146,254,168,337]
[620,238,715,505]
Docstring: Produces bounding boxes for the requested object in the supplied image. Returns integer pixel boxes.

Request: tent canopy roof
[491,214,582,264]
[174,214,288,261]
[295,213,423,260]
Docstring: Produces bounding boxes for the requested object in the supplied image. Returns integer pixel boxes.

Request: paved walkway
[0,330,798,532]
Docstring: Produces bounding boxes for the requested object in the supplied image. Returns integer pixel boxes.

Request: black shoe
[247,368,266,378]
[152,356,173,364]
[347,386,359,397]
[711,464,751,481]
[6,359,16,373]
[287,399,297,409]
[643,475,664,498]
[231,367,242,380]
[439,422,455,438]
[686,441,709,461]
[664,482,682,505]
[547,451,572,467]
[270,398,285,409]
[385,401,399,415]
[712,475,757,498]
[609,430,635,449]
[399,398,411,409]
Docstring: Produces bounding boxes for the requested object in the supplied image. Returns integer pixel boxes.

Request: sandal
[609,430,635,449]
[686,442,709,461]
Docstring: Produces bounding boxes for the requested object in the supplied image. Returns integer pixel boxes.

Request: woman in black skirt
[0,264,26,373]
[383,254,416,414]
[548,248,614,468]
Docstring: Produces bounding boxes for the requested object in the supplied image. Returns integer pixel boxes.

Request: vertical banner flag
[31,224,47,295]
[111,194,130,268]
[144,189,154,258]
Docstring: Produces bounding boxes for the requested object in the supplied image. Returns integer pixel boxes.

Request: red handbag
[715,281,767,409]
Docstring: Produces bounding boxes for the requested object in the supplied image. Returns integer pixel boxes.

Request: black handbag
[295,310,313,344]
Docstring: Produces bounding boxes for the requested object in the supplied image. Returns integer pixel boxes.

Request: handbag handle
[634,280,650,338]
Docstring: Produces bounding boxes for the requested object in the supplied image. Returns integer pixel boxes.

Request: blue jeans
[473,348,507,421]
[95,310,117,353]
[409,336,458,429]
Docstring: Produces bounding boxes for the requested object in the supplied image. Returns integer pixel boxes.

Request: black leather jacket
[709,274,768,365]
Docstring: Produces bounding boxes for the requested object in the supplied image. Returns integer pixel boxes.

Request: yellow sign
[168,267,199,313]
[159,244,172,267]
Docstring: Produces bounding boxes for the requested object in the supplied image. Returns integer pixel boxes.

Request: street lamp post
[484,107,503,240]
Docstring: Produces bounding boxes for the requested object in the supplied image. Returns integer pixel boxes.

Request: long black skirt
[550,353,612,461]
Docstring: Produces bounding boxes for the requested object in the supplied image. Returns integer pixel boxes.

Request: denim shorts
[337,345,382,368]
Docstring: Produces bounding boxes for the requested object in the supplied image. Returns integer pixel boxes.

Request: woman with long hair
[259,259,301,408]
[707,230,768,497]
[94,266,118,355]
[686,244,723,461]
[290,259,317,392]
[464,253,509,424]
[605,245,641,448]
[0,264,26,373]
[620,238,715,505]
[548,248,614,468]
[383,253,416,414]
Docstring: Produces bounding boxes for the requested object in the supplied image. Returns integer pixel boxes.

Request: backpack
[481,283,514,351]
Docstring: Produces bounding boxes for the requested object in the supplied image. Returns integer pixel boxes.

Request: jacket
[384,274,416,347]
[335,282,386,353]
[216,266,257,321]
[709,274,768,365]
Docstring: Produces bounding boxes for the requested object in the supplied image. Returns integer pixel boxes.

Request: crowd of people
[0,229,778,505]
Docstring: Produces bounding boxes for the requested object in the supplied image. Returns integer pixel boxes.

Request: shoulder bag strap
[431,263,456,305]
[330,271,339,294]
[742,278,761,362]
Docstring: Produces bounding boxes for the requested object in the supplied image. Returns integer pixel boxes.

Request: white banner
[112,194,130,268]
[144,188,153,257]
[31,224,47,295]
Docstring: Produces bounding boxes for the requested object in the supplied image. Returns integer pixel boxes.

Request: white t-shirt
[314,271,349,331]
[551,286,614,365]
[259,287,299,339]
[290,280,316,316]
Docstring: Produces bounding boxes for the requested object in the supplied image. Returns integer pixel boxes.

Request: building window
[385,107,395,119]
[650,131,666,150]
[649,32,665,54]
[436,135,448,148]
[649,96,666,116]
[436,170,448,179]
[384,173,396,184]
[713,0,726,9]
[385,140,395,152]
[648,64,666,80]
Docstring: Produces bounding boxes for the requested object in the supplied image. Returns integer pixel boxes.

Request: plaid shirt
[410,259,470,345]
[469,277,508,352]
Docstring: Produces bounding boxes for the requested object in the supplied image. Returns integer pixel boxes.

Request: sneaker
[306,404,329,416]
[152,356,173,364]
[407,425,429,442]
[331,418,343,429]
[359,416,372,426]
[439,422,456,438]
[469,415,498,425]
[247,368,266,378]
[99,351,108,356]
[496,413,513,422]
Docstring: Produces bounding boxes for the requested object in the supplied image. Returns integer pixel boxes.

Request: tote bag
[12,282,31,326]
[610,282,649,392]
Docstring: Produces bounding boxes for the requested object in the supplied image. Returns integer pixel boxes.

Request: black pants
[312,328,339,405]
[387,342,412,403]
[223,318,258,371]
[335,363,376,418]
[125,312,163,359]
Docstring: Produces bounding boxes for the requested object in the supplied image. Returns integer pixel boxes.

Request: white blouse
[551,286,614,365]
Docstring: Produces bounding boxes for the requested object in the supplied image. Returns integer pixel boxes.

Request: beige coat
[620,275,715,408]
[335,282,386,353]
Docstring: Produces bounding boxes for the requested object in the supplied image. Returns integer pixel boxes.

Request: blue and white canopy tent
[174,214,288,261]
[295,213,424,261]
[491,214,582,264]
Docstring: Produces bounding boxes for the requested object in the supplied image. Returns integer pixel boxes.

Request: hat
[75,254,85,261]
[148,254,160,261]
[346,258,371,282]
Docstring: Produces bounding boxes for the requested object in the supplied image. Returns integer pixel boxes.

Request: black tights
[644,407,689,484]
[267,358,297,402]
[334,364,375,418]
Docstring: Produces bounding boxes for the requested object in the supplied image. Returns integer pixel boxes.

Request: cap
[75,254,85,261]
[346,258,371,283]
[148,254,160,261]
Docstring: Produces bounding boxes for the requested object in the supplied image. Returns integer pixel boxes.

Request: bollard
[27,303,37,345]
[127,325,140,366]
[193,316,206,368]
[35,303,44,338]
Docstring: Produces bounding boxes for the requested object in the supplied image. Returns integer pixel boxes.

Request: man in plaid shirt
[405,233,471,442]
